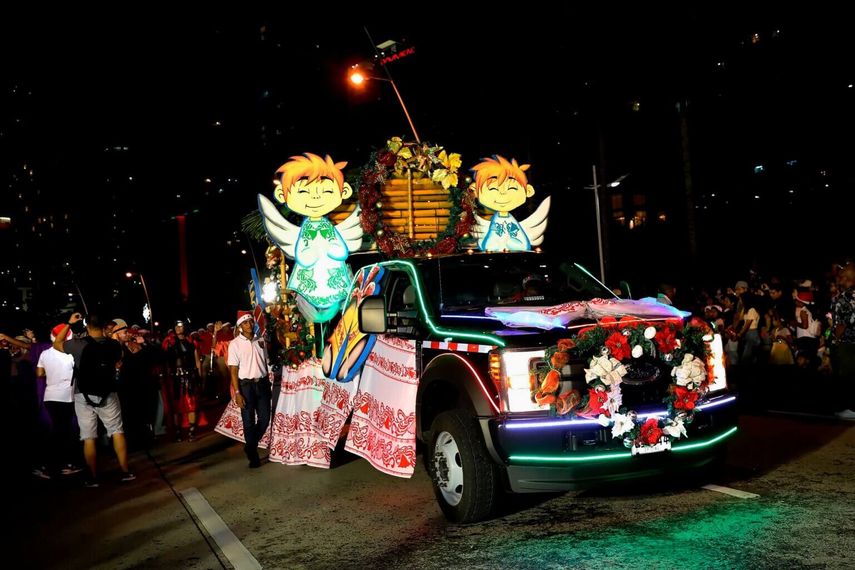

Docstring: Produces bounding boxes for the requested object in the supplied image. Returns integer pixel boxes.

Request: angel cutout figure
[258,153,363,322]
[469,156,550,251]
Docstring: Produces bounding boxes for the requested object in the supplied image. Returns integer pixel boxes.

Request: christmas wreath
[531,316,716,452]
[355,137,475,257]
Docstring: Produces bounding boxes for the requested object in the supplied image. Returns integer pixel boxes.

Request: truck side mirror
[359,296,387,334]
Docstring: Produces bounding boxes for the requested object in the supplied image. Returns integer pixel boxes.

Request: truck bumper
[488,393,738,493]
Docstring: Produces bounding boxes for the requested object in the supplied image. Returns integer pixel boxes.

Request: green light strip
[509,451,631,463]
[382,259,506,347]
[671,426,738,452]
[508,426,738,464]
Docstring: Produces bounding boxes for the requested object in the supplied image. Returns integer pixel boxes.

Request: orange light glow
[349,71,366,85]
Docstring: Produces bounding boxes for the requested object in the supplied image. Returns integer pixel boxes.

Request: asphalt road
[12,407,855,569]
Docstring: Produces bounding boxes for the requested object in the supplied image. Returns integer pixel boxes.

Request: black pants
[239,379,271,460]
[44,401,78,474]
[832,343,855,410]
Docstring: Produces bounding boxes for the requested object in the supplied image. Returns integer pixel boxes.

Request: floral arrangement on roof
[385,137,462,189]
[531,315,718,452]
[356,137,475,258]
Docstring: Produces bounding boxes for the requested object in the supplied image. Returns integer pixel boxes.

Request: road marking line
[702,484,760,499]
[766,409,837,420]
[180,487,262,570]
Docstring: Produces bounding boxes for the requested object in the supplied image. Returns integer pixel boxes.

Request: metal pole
[592,164,606,283]
[362,27,421,143]
[139,273,154,333]
[72,280,89,316]
[388,78,421,143]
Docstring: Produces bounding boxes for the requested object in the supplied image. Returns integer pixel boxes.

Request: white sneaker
[835,409,855,420]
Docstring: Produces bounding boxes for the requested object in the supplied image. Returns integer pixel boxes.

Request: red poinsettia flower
[673,386,699,411]
[639,418,663,445]
[605,331,630,360]
[557,338,576,351]
[655,327,678,353]
[585,387,609,416]
[600,316,617,326]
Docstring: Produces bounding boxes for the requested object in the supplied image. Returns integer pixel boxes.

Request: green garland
[533,316,716,448]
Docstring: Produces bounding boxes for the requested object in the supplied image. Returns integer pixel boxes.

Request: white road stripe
[180,487,262,570]
[702,484,760,499]
[766,409,837,420]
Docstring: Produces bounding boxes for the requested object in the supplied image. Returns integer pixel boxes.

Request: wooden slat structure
[328,174,452,244]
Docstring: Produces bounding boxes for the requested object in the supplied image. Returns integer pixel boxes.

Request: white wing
[258,194,300,259]
[520,196,551,246]
[335,205,364,252]
[470,214,492,244]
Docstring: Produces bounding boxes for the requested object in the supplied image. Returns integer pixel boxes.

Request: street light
[125,271,154,332]
[584,166,629,284]
[348,63,421,143]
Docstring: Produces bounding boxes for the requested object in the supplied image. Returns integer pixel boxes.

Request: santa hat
[236,310,253,327]
[795,291,814,304]
[50,323,72,342]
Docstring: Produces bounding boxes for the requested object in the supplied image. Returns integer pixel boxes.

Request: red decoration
[673,386,699,411]
[639,418,663,445]
[604,331,631,361]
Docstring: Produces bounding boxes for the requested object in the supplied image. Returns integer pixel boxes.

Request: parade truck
[352,250,738,523]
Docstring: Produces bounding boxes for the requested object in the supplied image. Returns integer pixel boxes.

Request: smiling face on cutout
[284,176,352,218]
[470,155,535,216]
[274,152,353,220]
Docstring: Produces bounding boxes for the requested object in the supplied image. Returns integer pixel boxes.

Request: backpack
[77,337,120,407]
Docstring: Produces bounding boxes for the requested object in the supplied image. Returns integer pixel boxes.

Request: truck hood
[439,297,690,350]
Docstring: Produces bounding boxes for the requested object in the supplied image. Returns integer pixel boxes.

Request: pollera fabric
[344,336,419,478]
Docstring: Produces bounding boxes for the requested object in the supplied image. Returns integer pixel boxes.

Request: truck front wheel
[427,409,500,523]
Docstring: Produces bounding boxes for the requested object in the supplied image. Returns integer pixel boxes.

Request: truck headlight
[501,350,548,413]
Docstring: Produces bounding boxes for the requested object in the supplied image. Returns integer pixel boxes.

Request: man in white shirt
[227,311,271,468]
[35,324,83,478]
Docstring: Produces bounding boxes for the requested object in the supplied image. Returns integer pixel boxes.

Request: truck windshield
[438,253,616,313]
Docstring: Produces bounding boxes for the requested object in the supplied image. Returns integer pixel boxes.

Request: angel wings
[471,196,551,252]
[257,194,363,259]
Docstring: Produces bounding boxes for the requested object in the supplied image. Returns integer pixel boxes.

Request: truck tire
[427,409,500,523]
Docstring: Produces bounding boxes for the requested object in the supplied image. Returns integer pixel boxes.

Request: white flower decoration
[632,345,644,358]
[663,416,687,439]
[611,412,635,438]
[644,326,657,339]
[585,355,628,386]
[596,414,611,427]
[671,353,706,389]
[606,384,623,415]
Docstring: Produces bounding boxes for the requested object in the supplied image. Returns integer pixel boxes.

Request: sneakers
[31,467,51,480]
[60,465,84,476]
[835,409,855,421]
[120,472,136,483]
[83,479,100,488]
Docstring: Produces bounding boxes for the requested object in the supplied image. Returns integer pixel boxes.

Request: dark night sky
[2,6,853,329]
